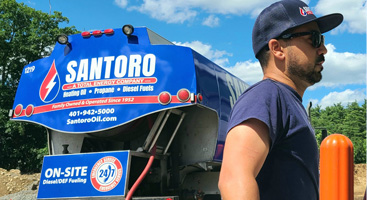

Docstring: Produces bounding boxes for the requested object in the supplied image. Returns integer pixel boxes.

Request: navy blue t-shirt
[227,79,319,200]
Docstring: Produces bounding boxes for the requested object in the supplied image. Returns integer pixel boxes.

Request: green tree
[0,0,78,173]
[311,101,366,163]
[343,101,366,163]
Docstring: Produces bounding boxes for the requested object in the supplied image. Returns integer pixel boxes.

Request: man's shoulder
[247,79,282,91]
[227,79,285,136]
[239,79,282,100]
[231,79,282,113]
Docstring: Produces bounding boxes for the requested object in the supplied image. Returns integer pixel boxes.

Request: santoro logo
[39,60,60,103]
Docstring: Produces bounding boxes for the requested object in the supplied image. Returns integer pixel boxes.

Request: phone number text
[69,108,115,117]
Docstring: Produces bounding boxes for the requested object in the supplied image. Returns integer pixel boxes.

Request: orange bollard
[320,134,354,200]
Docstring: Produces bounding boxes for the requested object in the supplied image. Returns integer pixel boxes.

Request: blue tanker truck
[10,25,249,200]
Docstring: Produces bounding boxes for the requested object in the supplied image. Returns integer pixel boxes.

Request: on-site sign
[37,151,130,199]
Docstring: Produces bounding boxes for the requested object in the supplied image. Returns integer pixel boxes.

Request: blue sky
[18,0,366,109]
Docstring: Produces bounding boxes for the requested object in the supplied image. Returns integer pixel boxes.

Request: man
[218,0,343,199]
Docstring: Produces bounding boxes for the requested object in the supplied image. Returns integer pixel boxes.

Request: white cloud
[173,40,366,87]
[227,43,367,87]
[224,61,263,84]
[202,15,220,27]
[315,0,366,34]
[173,41,232,67]
[118,0,366,33]
[114,0,128,8]
[184,0,273,17]
[119,0,275,24]
[316,89,366,108]
[171,39,365,110]
[309,43,366,90]
[128,0,197,24]
[174,40,262,84]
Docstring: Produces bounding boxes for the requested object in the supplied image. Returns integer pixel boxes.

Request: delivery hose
[125,145,157,200]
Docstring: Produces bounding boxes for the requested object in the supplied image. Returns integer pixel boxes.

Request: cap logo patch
[299,7,313,16]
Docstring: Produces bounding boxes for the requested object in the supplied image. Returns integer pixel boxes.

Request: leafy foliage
[0,108,47,172]
[311,100,366,163]
[0,0,78,173]
[0,0,77,108]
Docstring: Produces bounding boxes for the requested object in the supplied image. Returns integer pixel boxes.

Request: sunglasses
[278,31,324,48]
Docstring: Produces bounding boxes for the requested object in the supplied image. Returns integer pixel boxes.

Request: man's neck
[262,73,307,98]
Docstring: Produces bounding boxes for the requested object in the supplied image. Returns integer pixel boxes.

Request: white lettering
[45,168,53,178]
[65,54,157,83]
[76,59,89,82]
[123,86,138,92]
[46,166,88,178]
[89,57,103,80]
[63,90,80,97]
[128,54,142,77]
[142,54,156,76]
[104,56,115,79]
[66,61,77,82]
[65,167,71,177]
[44,168,61,178]
[139,85,154,91]
[114,55,128,78]
[94,87,114,94]
[81,166,87,176]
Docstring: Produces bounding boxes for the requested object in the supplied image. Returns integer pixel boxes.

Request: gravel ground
[0,168,39,200]
[0,189,37,200]
[0,164,365,200]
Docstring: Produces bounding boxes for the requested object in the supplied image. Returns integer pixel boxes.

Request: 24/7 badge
[90,156,123,192]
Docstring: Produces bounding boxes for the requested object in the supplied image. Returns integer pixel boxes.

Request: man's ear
[268,39,285,61]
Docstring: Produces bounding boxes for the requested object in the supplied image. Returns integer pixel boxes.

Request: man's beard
[287,54,325,85]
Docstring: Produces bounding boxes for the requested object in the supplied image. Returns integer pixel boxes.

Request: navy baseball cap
[252,0,343,58]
